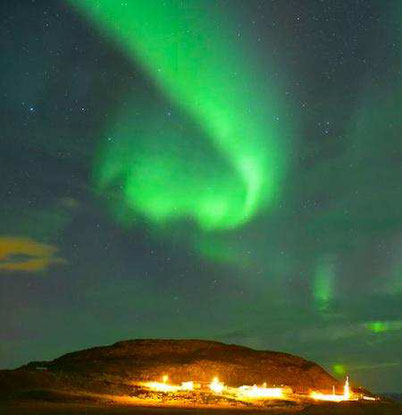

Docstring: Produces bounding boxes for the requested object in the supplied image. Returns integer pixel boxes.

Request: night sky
[1,0,401,393]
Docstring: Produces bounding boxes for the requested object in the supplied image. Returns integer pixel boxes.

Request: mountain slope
[1,339,342,400]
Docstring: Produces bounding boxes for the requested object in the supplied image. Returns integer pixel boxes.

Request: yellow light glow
[180,381,194,391]
[145,381,180,392]
[310,391,346,402]
[237,384,284,399]
[209,377,225,394]
[310,376,354,402]
[343,376,350,400]
[142,378,195,393]
[363,396,376,401]
[135,373,375,405]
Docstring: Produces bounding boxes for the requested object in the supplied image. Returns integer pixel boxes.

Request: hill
[1,339,341,398]
[1,339,400,414]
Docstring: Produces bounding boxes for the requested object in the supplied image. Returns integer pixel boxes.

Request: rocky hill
[0,339,343,401]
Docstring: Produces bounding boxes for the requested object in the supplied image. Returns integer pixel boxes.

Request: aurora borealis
[0,0,401,395]
[69,0,288,230]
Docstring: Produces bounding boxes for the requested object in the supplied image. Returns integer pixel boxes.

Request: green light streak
[313,255,336,311]
[68,0,288,230]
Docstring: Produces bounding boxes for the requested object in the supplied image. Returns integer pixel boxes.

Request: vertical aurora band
[68,0,288,230]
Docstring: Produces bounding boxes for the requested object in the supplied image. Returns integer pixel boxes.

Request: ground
[1,401,401,415]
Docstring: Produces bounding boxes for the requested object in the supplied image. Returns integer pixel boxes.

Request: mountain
[1,339,400,414]
[381,393,402,402]
[1,339,341,397]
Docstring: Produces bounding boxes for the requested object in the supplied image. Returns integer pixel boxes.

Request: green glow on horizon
[332,364,347,377]
[68,0,288,230]
[365,320,402,334]
[366,321,389,334]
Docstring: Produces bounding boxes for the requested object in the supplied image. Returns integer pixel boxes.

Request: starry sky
[1,0,401,393]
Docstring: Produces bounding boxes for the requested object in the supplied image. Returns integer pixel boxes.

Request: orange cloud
[0,237,64,272]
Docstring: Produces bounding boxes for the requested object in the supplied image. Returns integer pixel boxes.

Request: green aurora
[68,0,289,231]
[0,0,401,393]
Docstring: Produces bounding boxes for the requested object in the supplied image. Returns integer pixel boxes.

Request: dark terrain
[0,339,344,398]
[2,400,401,415]
[0,339,400,414]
